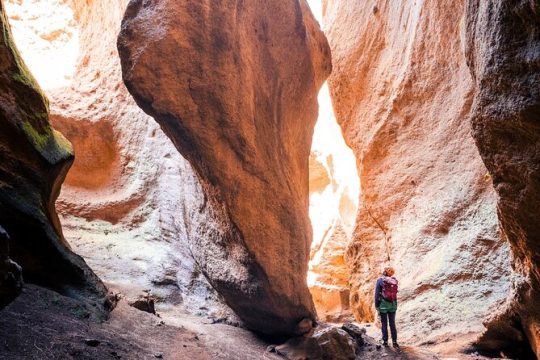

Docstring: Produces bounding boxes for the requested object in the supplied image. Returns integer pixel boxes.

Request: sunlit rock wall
[323,0,513,348]
[4,0,225,317]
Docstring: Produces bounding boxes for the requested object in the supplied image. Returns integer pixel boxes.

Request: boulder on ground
[269,325,357,360]
[128,292,156,315]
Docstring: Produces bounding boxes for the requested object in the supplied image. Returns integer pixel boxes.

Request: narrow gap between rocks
[306,0,360,325]
[308,82,360,322]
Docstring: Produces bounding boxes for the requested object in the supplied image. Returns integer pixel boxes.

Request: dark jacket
[374,277,398,313]
[374,277,384,307]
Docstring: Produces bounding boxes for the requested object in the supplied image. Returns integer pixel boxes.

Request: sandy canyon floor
[0,285,505,360]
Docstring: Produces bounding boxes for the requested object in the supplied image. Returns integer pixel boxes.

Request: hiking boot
[392,342,400,349]
[382,341,389,347]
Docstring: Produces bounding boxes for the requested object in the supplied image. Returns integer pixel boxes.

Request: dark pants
[380,311,397,343]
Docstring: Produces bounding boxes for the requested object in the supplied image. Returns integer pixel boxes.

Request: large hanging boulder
[118,0,331,336]
[323,0,512,347]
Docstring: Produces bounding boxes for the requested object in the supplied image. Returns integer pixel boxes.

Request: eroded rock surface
[118,0,331,335]
[465,1,540,357]
[324,0,512,347]
[0,2,106,304]
[270,326,357,360]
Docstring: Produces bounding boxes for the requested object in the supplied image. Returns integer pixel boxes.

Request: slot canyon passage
[0,0,539,359]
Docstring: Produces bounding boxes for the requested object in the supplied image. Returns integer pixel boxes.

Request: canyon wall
[118,0,331,336]
[323,0,513,349]
[5,0,226,316]
[0,2,106,307]
[465,0,540,356]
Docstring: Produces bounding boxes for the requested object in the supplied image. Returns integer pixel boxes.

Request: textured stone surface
[4,0,226,317]
[118,0,331,335]
[0,2,106,305]
[465,0,540,357]
[324,0,512,347]
[270,326,356,360]
[313,327,356,360]
[309,224,353,322]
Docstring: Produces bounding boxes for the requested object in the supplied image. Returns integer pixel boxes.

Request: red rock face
[324,0,513,349]
[465,1,540,356]
[0,2,107,306]
[118,0,331,336]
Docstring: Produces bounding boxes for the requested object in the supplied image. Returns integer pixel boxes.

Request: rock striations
[118,0,331,336]
[323,0,513,349]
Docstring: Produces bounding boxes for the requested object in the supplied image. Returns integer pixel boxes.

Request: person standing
[374,266,399,348]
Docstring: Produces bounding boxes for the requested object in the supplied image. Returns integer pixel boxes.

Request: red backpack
[382,276,398,302]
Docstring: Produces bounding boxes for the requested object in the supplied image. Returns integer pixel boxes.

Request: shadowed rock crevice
[465,0,540,357]
[118,0,331,336]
